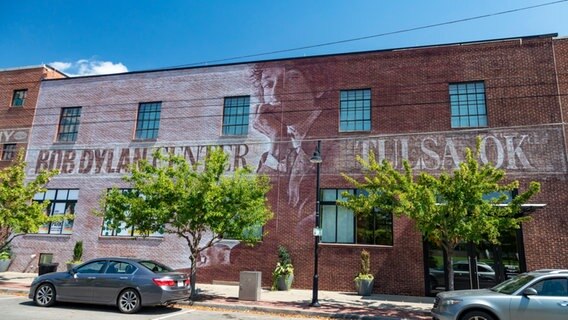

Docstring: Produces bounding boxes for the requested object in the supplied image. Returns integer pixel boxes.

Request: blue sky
[1,0,567,76]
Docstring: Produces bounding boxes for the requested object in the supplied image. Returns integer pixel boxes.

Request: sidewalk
[0,272,433,319]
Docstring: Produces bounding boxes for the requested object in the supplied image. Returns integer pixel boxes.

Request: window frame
[56,107,82,142]
[1,144,17,161]
[135,101,162,140]
[11,89,27,107]
[339,88,372,132]
[449,81,488,128]
[34,189,79,235]
[222,96,250,136]
[320,188,393,246]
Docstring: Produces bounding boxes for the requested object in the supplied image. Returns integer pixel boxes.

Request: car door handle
[119,277,128,280]
[559,302,568,307]
[87,277,96,280]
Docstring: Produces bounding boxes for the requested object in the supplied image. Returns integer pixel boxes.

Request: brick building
[0,65,66,169]
[9,34,568,296]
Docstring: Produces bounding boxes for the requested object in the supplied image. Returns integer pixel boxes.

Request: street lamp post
[309,140,322,307]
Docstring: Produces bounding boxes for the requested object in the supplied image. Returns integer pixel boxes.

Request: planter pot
[355,278,374,296]
[66,263,80,271]
[0,259,11,272]
[276,273,294,291]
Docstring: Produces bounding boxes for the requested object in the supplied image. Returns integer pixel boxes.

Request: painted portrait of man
[250,62,327,215]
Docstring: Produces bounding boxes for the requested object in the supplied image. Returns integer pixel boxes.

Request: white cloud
[49,59,128,76]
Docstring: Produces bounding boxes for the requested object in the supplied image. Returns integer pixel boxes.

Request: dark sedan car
[29,257,190,313]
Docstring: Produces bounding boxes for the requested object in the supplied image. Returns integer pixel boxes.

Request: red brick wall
[10,35,568,296]
[0,66,65,169]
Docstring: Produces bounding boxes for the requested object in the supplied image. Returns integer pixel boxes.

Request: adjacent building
[0,65,66,169]
[8,34,568,296]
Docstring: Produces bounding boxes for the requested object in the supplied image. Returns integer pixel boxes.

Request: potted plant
[66,241,83,271]
[354,249,374,296]
[272,245,294,291]
[0,247,12,272]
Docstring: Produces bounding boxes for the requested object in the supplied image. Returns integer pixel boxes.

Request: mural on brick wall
[24,62,568,270]
[0,129,28,143]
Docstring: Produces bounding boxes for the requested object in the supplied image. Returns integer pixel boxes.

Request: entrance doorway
[425,228,525,296]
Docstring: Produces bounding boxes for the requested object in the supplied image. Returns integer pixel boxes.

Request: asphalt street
[0,295,326,320]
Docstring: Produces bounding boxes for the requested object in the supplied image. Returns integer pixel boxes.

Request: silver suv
[431,269,568,320]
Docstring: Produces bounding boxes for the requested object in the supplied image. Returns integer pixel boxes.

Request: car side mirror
[522,287,538,296]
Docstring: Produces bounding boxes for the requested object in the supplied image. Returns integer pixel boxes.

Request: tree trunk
[445,245,455,291]
[189,255,198,301]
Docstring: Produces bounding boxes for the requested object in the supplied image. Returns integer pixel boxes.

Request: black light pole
[309,140,322,307]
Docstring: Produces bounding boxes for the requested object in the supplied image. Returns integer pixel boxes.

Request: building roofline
[44,64,69,78]
[42,33,559,82]
[0,64,68,78]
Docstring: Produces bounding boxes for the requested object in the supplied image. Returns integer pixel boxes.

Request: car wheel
[117,288,141,314]
[34,283,56,307]
[460,310,496,320]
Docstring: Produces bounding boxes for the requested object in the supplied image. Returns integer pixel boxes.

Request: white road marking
[152,309,194,320]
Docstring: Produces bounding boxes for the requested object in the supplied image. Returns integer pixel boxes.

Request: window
[1,144,16,161]
[105,261,137,274]
[57,107,82,142]
[321,189,393,245]
[135,102,161,140]
[34,189,78,235]
[222,96,250,136]
[339,89,371,132]
[101,189,163,237]
[11,89,27,107]
[449,82,487,128]
[532,278,568,296]
[76,261,107,274]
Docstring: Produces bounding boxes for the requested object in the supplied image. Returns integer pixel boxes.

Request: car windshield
[138,260,174,273]
[492,273,535,294]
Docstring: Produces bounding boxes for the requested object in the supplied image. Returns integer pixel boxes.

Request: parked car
[29,257,190,313]
[430,261,496,290]
[431,269,568,320]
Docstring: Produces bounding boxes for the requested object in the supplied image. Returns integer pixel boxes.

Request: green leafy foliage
[0,150,59,252]
[70,241,83,263]
[272,245,294,290]
[0,246,11,260]
[341,138,540,290]
[97,147,273,299]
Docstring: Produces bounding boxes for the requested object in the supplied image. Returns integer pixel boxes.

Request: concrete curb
[187,301,408,320]
[0,288,28,296]
[3,286,428,320]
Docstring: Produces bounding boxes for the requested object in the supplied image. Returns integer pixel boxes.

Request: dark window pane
[57,107,82,142]
[135,102,161,140]
[340,89,371,132]
[11,89,27,107]
[223,96,250,136]
[1,144,17,161]
[450,82,487,128]
[320,188,393,245]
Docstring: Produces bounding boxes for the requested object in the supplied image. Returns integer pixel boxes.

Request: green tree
[98,147,273,299]
[340,139,540,291]
[0,150,59,252]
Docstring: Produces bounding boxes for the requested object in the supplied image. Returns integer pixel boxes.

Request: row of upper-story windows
[53,81,487,143]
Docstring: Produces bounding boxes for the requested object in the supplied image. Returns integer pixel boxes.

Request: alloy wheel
[35,284,55,307]
[118,289,141,313]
